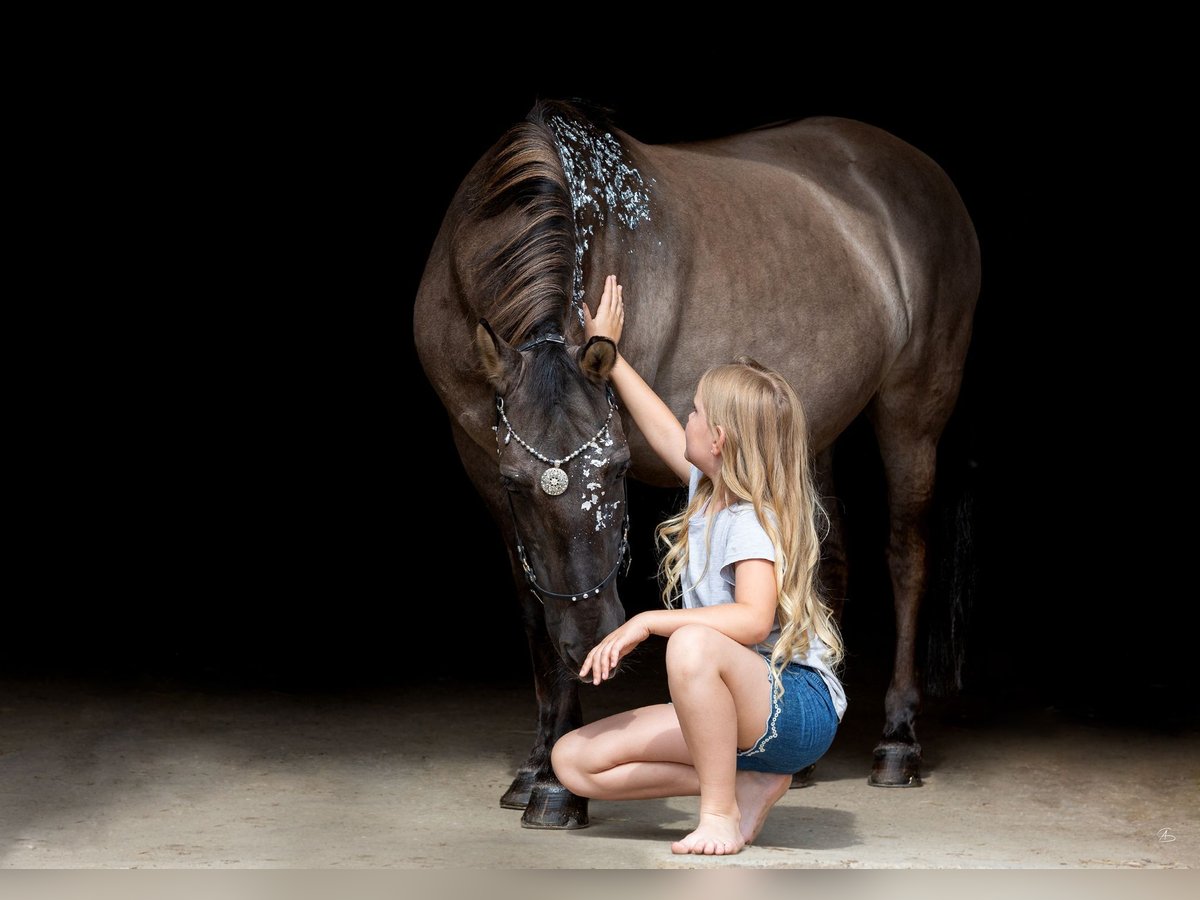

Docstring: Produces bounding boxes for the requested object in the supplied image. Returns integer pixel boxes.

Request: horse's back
[650,116,977,273]
[667,116,966,213]
[612,115,980,464]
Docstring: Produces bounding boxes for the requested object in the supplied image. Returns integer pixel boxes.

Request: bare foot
[670,811,745,855]
[735,770,793,845]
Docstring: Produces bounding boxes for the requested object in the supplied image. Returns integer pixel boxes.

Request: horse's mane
[463,97,621,347]
[463,99,580,345]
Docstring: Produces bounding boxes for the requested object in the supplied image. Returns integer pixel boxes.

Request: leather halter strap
[493,372,631,604]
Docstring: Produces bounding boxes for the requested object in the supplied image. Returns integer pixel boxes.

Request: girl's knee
[665,623,721,677]
[550,733,587,794]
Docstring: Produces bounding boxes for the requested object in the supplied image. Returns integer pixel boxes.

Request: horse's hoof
[519,785,589,829]
[868,740,923,787]
[790,763,817,788]
[500,772,534,809]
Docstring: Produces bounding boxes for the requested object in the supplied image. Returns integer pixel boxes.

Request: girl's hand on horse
[583,274,625,345]
[579,612,650,684]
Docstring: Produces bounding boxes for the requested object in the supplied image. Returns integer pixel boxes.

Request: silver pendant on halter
[540,467,568,496]
[497,395,613,498]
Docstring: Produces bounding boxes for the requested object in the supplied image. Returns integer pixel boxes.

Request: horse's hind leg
[864,379,954,787]
[814,443,851,628]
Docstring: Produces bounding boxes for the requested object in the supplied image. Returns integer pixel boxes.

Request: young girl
[551,274,847,856]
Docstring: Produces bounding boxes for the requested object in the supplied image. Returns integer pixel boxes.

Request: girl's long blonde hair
[656,357,844,699]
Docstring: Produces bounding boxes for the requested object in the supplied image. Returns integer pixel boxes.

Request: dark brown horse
[414,97,980,828]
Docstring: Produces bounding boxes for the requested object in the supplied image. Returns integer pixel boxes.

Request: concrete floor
[1,656,1197,869]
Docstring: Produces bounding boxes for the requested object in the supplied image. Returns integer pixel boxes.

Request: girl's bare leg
[551,624,777,855]
[662,624,775,854]
[734,770,793,844]
[552,702,700,800]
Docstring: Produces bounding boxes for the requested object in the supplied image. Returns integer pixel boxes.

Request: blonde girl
[551,274,847,856]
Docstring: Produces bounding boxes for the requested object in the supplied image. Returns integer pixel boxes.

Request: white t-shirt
[679,465,847,722]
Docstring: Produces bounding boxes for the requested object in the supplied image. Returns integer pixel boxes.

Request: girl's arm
[579,558,778,683]
[584,275,691,486]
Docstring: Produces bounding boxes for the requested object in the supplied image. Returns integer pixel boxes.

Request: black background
[13,72,1192,728]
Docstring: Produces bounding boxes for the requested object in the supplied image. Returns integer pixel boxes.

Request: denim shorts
[735,655,839,774]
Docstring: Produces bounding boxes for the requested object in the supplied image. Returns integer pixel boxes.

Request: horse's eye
[499,474,519,491]
[613,458,632,478]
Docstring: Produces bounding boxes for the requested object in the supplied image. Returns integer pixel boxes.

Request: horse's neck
[580,260,688,413]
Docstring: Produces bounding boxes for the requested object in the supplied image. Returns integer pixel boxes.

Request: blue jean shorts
[735,656,839,774]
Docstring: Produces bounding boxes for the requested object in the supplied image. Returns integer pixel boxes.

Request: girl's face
[685,390,721,476]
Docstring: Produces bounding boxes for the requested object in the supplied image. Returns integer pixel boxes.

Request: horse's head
[475,319,630,675]
[438,98,650,676]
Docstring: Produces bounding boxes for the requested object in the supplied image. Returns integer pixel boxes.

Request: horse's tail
[919,407,979,699]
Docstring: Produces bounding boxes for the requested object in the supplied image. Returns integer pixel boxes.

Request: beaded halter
[496,394,614,496]
[491,332,631,603]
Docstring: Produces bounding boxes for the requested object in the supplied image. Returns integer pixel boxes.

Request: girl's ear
[711,424,727,457]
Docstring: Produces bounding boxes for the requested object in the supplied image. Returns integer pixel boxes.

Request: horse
[413,96,980,829]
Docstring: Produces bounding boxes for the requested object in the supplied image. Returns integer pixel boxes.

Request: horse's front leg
[499,586,590,829]
[447,422,591,827]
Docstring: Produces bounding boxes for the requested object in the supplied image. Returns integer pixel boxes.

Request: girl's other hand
[578,614,650,685]
[583,274,625,345]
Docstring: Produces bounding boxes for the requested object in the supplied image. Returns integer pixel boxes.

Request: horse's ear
[579,335,617,384]
[475,318,522,394]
